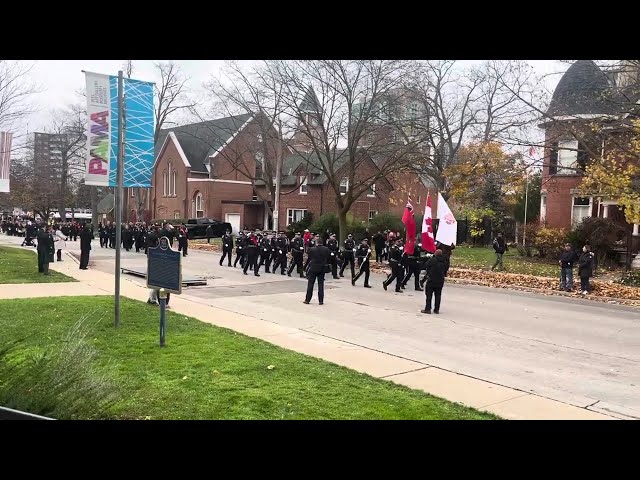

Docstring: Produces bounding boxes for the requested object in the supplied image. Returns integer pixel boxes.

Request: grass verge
[0,246,76,284]
[452,246,560,277]
[0,296,497,420]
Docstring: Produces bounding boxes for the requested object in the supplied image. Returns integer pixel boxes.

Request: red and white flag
[435,192,457,246]
[402,196,416,255]
[421,194,436,253]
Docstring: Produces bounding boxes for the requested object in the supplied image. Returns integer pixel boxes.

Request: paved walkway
[0,242,616,420]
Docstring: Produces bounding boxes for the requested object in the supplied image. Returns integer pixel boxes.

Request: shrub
[616,270,640,287]
[531,226,568,258]
[286,213,313,236]
[369,213,404,235]
[570,217,627,268]
[310,213,339,236]
[0,316,119,419]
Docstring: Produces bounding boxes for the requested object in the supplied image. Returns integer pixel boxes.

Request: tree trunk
[338,209,348,245]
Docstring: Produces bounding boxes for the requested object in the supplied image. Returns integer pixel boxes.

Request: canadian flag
[421,194,436,253]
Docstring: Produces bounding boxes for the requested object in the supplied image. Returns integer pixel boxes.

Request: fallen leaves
[190,243,222,253]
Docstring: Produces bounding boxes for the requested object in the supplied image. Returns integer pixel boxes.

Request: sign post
[147,236,182,347]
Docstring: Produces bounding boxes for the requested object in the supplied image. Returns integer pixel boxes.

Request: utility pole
[523,166,529,247]
[114,70,125,328]
[273,119,283,232]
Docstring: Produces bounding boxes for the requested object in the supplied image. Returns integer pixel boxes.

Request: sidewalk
[0,245,615,420]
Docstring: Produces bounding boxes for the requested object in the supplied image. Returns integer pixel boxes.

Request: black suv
[184,218,232,239]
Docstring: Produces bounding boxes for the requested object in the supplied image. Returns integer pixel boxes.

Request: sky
[17,60,568,135]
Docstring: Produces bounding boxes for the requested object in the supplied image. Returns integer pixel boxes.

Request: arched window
[171,169,177,197]
[193,191,204,218]
[167,162,177,196]
[163,170,168,197]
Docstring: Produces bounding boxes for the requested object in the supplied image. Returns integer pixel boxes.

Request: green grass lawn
[452,246,560,277]
[0,296,497,420]
[0,246,76,284]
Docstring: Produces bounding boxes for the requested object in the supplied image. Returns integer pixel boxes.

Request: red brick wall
[188,180,253,223]
[153,136,190,220]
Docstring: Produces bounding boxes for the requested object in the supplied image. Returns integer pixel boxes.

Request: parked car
[151,218,232,239]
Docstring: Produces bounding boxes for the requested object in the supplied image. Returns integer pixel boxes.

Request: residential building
[539,60,640,243]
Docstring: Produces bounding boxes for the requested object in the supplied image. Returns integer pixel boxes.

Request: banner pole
[115,70,125,328]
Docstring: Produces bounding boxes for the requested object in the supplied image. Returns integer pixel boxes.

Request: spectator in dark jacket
[559,243,577,292]
[578,245,594,295]
[491,233,508,271]
[421,249,447,314]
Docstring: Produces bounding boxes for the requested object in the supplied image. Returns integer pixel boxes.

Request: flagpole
[523,165,529,247]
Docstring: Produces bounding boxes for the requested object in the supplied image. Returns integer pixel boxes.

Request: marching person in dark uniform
[220,230,234,267]
[303,237,331,305]
[383,239,405,293]
[339,233,356,278]
[79,224,94,270]
[177,224,188,257]
[326,233,340,279]
[36,225,55,275]
[401,240,423,291]
[243,232,260,276]
[273,232,289,275]
[70,222,78,242]
[258,233,272,273]
[270,233,280,272]
[109,221,117,248]
[421,249,447,314]
[288,232,306,278]
[352,238,372,288]
[233,232,246,268]
[122,224,132,252]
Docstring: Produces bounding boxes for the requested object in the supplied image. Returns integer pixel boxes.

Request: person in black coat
[372,231,386,264]
[578,245,594,295]
[491,233,508,271]
[303,238,331,305]
[558,243,577,291]
[36,226,55,275]
[79,224,94,270]
[421,249,447,314]
[288,232,306,278]
[352,239,372,288]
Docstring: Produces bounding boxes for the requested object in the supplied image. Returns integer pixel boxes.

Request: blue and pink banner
[84,71,154,187]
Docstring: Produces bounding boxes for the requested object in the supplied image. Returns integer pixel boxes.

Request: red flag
[421,194,436,253]
[402,197,416,255]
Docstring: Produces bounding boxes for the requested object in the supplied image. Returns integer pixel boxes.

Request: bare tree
[197,61,290,229]
[406,61,482,198]
[0,60,37,132]
[264,60,422,241]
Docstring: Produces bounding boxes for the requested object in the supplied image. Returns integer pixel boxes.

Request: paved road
[5,237,640,419]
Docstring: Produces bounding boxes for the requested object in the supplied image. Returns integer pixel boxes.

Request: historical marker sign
[147,236,182,294]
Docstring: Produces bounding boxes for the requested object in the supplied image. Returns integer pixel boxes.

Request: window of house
[255,152,264,177]
[572,196,591,227]
[557,140,579,175]
[287,208,308,225]
[129,188,135,198]
[257,133,263,143]
[194,192,204,218]
[369,210,377,221]
[163,171,167,197]
[174,212,180,219]
[540,194,547,223]
[299,176,308,194]
[416,195,421,204]
[367,183,376,197]
[171,170,177,197]
[340,177,349,195]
